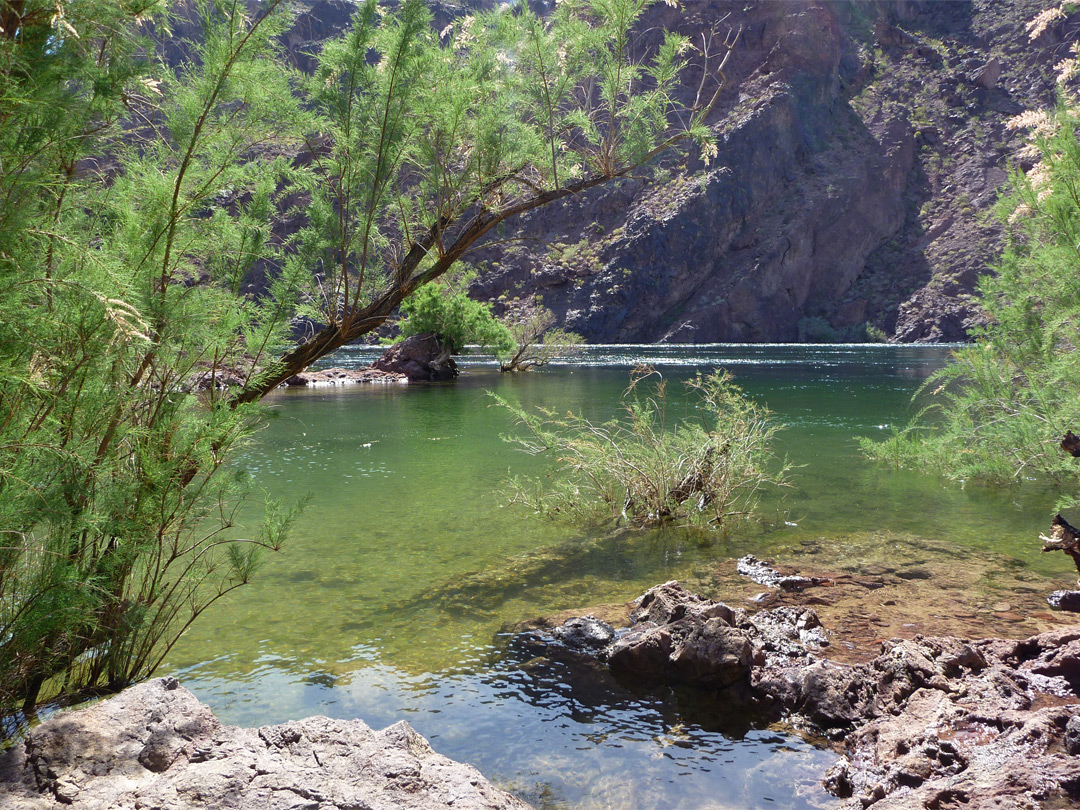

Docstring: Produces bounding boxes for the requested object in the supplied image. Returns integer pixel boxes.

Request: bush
[861,103,1080,503]
[499,297,583,371]
[797,316,838,343]
[396,269,515,356]
[494,368,786,528]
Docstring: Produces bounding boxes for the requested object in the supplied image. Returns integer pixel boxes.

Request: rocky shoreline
[4,573,1079,810]
[520,580,1080,809]
[0,677,528,810]
[282,366,408,387]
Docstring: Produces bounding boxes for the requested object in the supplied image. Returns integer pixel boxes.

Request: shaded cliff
[459,0,1065,342]
[191,0,1066,344]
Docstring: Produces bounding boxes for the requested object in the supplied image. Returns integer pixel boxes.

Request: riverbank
[0,678,530,810]
[5,576,1077,810]
[515,579,1080,809]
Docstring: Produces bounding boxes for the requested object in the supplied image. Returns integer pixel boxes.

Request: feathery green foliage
[0,0,303,720]
[496,368,786,528]
[236,0,736,401]
[0,0,736,723]
[861,104,1080,502]
[394,269,514,355]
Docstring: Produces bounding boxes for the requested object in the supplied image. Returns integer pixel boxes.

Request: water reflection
[175,636,838,810]
[163,344,1071,810]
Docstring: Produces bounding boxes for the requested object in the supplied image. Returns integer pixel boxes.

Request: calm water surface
[164,344,1067,810]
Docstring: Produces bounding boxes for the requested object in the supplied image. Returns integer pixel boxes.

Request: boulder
[371,334,458,382]
[968,57,1002,89]
[603,582,823,690]
[0,678,532,810]
[667,618,754,688]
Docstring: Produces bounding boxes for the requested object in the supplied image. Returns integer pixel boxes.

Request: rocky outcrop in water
[0,677,532,810]
[602,581,826,689]
[284,367,408,387]
[534,581,1080,809]
[371,334,458,382]
[1050,590,1080,612]
[736,554,827,591]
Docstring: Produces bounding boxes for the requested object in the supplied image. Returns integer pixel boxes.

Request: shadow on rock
[513,581,1080,810]
[498,610,780,742]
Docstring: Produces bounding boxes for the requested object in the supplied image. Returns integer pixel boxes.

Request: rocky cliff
[204,0,1067,343]
[461,0,1067,342]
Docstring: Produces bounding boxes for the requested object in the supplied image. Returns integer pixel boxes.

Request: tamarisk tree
[0,0,735,721]
[861,6,1080,591]
[232,0,737,401]
[0,0,310,719]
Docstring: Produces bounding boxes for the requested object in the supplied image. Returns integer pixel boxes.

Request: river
[163,344,1073,810]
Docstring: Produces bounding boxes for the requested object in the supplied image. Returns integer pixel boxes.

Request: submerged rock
[550,615,615,650]
[0,678,532,810]
[736,554,828,591]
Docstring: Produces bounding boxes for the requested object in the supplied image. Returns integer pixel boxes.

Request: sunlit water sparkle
[164,344,1069,810]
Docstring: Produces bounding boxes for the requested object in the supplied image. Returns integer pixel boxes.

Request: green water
[164,344,1070,810]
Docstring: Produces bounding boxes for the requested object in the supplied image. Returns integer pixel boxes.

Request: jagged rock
[1066,715,1080,756]
[603,582,826,690]
[0,678,532,810]
[736,554,827,591]
[371,334,458,382]
[629,580,735,626]
[667,619,754,687]
[551,615,615,650]
[968,57,1002,89]
[555,582,1080,808]
[1049,589,1080,612]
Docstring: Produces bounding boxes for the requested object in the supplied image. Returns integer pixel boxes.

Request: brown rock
[592,582,1080,809]
[371,334,458,382]
[668,619,753,688]
[969,57,1002,89]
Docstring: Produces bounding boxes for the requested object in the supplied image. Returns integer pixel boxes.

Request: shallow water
[164,344,1074,809]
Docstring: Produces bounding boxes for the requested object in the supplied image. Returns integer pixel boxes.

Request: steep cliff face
[462,0,1064,342]
[182,0,1063,343]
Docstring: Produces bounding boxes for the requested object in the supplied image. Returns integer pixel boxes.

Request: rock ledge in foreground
[538,581,1080,810]
[0,677,532,810]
